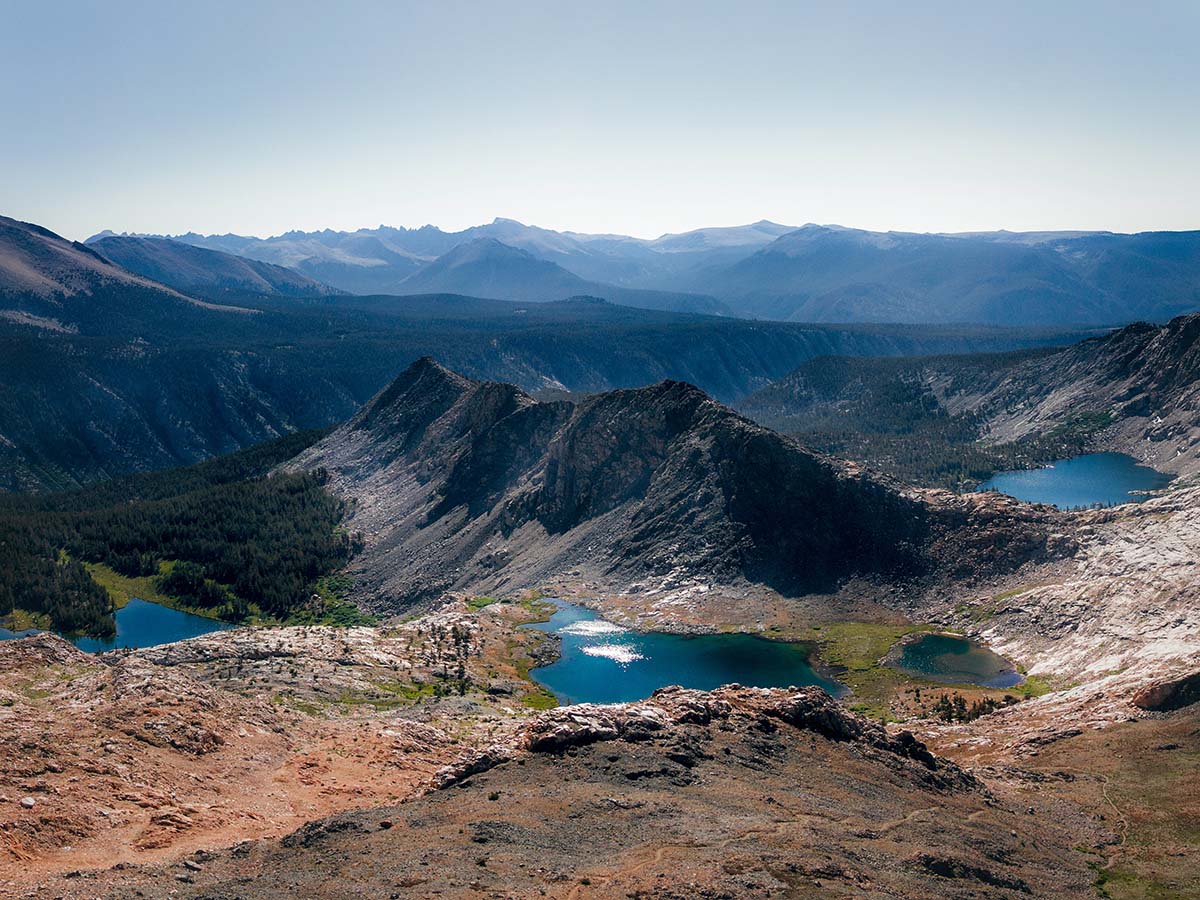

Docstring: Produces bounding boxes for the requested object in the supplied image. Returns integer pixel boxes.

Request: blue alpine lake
[526,601,842,705]
[977,452,1171,509]
[0,597,232,652]
[887,632,1022,689]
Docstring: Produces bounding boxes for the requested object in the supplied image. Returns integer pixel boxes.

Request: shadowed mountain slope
[740,312,1200,482]
[0,215,248,334]
[90,235,342,298]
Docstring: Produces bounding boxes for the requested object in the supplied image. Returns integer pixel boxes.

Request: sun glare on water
[580,643,647,665]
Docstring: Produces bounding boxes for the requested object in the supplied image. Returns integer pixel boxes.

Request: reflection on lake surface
[526,602,842,705]
[886,632,1021,689]
[977,452,1171,509]
[0,597,233,652]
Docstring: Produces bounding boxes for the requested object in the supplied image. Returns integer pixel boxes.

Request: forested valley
[0,430,360,637]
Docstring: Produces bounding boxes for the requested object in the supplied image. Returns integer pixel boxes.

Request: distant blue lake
[887,632,1021,689]
[977,452,1171,509]
[0,597,232,652]
[526,602,842,705]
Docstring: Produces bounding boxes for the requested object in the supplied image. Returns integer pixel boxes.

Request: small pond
[976,452,1171,510]
[886,632,1022,689]
[1,598,233,652]
[526,601,842,705]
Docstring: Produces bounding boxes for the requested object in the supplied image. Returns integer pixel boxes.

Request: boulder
[1132,670,1200,711]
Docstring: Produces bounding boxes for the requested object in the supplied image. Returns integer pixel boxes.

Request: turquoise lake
[526,602,842,705]
[0,597,232,652]
[977,452,1171,509]
[887,632,1022,689]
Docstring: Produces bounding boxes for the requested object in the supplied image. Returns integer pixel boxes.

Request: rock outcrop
[1132,669,1200,711]
[430,686,969,795]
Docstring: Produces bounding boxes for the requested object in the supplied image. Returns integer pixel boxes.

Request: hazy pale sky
[3,0,1198,241]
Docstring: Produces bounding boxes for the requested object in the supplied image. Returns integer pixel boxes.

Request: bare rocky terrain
[5,299,1200,898]
[0,599,555,894]
[18,686,1109,900]
[4,478,1200,897]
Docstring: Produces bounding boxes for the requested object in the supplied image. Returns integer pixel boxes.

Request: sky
[2,0,1198,241]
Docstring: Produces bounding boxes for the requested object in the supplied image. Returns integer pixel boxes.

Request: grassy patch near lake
[520,687,559,710]
[2,608,52,632]
[811,622,930,719]
[84,560,178,610]
[286,574,376,627]
[86,559,252,622]
[86,561,375,629]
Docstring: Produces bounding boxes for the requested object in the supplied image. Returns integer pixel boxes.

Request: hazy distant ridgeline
[89,218,796,298]
[91,218,1200,326]
[703,225,1200,325]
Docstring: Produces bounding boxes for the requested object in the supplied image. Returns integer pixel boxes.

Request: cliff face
[293,359,1064,614]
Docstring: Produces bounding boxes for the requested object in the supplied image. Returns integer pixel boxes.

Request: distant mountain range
[88,218,795,296]
[0,214,1087,490]
[392,237,728,314]
[705,225,1200,325]
[88,218,1200,326]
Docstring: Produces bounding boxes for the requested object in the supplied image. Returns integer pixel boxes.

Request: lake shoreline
[522,600,845,705]
[976,451,1172,509]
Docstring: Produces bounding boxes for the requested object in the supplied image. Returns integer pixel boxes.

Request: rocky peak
[349,355,476,434]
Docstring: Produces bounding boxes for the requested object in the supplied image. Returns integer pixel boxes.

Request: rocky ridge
[291,358,1069,617]
[57,682,1104,900]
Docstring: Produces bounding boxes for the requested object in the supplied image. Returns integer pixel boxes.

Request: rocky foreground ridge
[37,683,1106,900]
[437,684,959,789]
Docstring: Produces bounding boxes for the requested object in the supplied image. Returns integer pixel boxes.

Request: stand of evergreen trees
[0,430,356,637]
